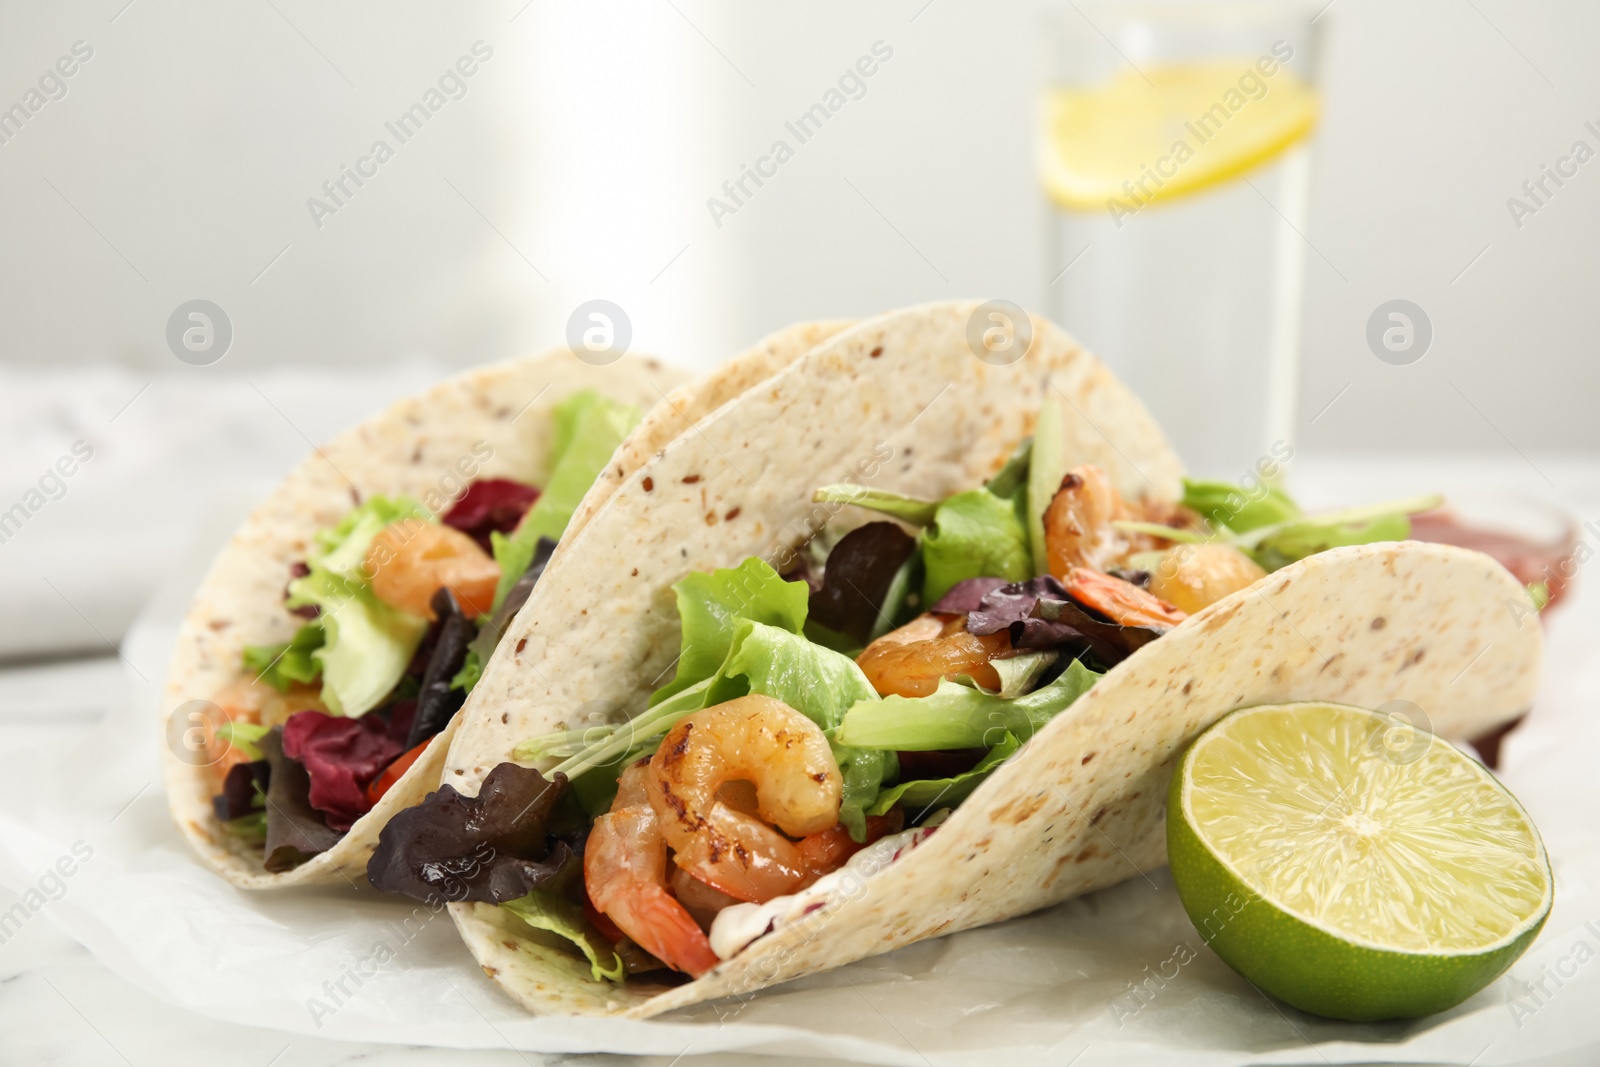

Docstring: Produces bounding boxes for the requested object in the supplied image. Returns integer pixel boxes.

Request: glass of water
[1040,1,1322,479]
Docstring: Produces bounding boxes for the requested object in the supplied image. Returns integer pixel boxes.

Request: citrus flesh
[1168,702,1551,1021]
[1041,63,1318,212]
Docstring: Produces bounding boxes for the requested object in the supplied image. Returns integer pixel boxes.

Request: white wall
[2,0,1596,453]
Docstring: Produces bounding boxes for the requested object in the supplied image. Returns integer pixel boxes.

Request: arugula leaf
[835,659,1100,751]
[1180,478,1301,535]
[492,391,641,611]
[811,485,939,526]
[867,732,1020,818]
[649,558,810,706]
[921,489,1032,605]
[500,889,625,983]
[242,623,325,692]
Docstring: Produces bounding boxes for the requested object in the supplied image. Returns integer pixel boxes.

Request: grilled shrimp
[645,696,843,904]
[1063,567,1188,630]
[1147,543,1265,614]
[585,760,719,976]
[1043,465,1128,574]
[857,614,1015,698]
[367,519,500,619]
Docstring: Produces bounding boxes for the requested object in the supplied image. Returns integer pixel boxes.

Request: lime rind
[1168,702,1552,1021]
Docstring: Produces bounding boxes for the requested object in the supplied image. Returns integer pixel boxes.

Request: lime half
[1168,702,1551,1021]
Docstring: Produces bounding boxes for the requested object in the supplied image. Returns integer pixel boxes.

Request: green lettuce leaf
[287,567,428,717]
[312,496,431,581]
[835,659,1100,751]
[500,889,624,983]
[981,650,1057,699]
[451,648,483,694]
[704,618,878,731]
[836,745,897,841]
[1180,478,1301,535]
[241,623,325,692]
[921,488,1032,605]
[492,390,642,611]
[649,558,810,706]
[216,721,270,762]
[867,732,1020,818]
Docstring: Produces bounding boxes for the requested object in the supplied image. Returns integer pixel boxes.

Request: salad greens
[242,623,324,692]
[834,660,1100,752]
[1180,478,1302,534]
[1119,492,1442,574]
[920,489,1032,605]
[491,390,642,612]
[648,557,810,706]
[866,732,1021,818]
[261,496,434,718]
[287,564,429,717]
[814,453,1034,608]
[501,889,625,983]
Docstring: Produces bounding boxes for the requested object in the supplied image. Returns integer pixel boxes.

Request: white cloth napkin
[0,360,446,661]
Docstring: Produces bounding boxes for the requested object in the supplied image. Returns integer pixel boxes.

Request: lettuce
[867,732,1020,818]
[836,746,897,841]
[312,496,431,581]
[500,889,624,983]
[704,619,877,731]
[921,489,1032,605]
[835,659,1100,751]
[242,623,325,692]
[649,558,810,706]
[1180,478,1301,535]
[492,390,641,611]
[287,567,428,717]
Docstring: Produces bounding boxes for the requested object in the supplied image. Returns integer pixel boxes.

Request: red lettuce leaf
[282,710,403,832]
[443,478,540,553]
[366,762,585,905]
[962,575,1163,669]
[807,522,917,644]
[260,727,344,872]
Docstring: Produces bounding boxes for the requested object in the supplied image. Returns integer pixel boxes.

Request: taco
[161,349,693,887]
[367,301,1543,1015]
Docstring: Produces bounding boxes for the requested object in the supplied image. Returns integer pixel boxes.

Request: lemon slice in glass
[1041,62,1319,212]
[1168,702,1552,1021]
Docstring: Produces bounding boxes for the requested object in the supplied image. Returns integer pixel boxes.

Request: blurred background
[2,0,1596,660]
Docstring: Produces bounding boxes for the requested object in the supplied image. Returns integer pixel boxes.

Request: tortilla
[441,301,1541,1016]
[161,350,687,888]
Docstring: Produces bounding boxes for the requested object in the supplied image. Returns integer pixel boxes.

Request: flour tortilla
[442,301,1541,1017]
[161,350,689,889]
